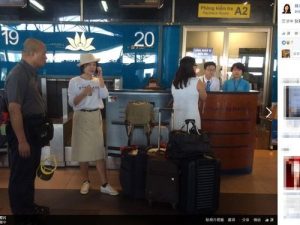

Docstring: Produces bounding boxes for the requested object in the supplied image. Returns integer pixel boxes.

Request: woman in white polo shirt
[68,53,118,196]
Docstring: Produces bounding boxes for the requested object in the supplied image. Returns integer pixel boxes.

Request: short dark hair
[204,61,216,69]
[231,62,246,73]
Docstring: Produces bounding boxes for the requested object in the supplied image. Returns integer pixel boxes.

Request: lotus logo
[65,32,95,51]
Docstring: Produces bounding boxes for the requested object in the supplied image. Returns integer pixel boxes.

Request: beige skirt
[71,110,105,162]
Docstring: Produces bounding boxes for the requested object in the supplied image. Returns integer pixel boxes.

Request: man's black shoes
[33,204,50,215]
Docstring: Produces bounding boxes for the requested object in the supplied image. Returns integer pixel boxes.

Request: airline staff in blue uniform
[222,63,250,92]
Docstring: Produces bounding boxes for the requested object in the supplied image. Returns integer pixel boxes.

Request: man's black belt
[80,108,99,112]
[24,113,46,120]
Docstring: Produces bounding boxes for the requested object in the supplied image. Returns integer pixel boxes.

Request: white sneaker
[100,184,119,196]
[80,181,90,195]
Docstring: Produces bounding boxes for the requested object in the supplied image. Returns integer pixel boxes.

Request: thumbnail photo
[284,156,300,189]
[284,86,300,118]
[282,3,291,14]
[282,49,290,58]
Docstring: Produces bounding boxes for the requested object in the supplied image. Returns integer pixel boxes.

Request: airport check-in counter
[105,89,172,169]
[201,91,259,174]
[0,128,8,167]
[39,77,69,166]
[0,85,260,172]
[0,89,8,167]
[41,116,73,167]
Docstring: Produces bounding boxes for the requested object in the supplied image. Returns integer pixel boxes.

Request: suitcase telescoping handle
[158,108,174,151]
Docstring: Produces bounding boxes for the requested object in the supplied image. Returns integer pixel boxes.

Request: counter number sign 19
[1,30,19,45]
[134,31,155,48]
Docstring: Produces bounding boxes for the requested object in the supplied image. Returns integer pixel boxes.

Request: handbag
[166,119,211,159]
[26,116,54,147]
[36,155,57,181]
[38,117,54,147]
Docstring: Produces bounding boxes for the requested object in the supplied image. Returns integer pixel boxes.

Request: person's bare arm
[197,79,207,101]
[73,86,92,106]
[96,67,105,88]
[8,102,30,158]
[96,66,109,98]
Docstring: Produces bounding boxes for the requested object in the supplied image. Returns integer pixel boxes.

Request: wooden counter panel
[200,92,258,174]
[209,134,254,147]
[202,120,252,133]
[202,110,254,121]
[201,93,257,121]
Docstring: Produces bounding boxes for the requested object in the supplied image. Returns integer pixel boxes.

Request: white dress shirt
[199,76,220,92]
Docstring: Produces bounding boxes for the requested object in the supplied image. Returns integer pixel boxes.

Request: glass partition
[182,26,272,108]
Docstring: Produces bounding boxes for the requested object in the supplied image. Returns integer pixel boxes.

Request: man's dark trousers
[6,118,43,215]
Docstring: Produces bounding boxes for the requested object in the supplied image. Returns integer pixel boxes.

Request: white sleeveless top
[171,77,200,130]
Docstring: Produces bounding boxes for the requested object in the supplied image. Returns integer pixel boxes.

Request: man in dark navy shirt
[5,38,49,216]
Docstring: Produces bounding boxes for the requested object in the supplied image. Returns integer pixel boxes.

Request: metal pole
[171,0,175,24]
[62,88,68,120]
[272,0,277,25]
[80,0,83,21]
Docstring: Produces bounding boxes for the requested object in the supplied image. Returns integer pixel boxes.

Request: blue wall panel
[161,25,181,89]
[0,23,165,89]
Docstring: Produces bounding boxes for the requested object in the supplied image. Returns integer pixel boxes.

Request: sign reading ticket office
[198,3,251,19]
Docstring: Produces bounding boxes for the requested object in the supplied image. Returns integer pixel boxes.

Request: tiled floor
[0,126,277,216]
[221,150,277,194]
[0,149,277,216]
[0,149,277,194]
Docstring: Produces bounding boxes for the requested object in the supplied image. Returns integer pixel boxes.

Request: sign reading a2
[134,31,155,48]
[1,30,19,45]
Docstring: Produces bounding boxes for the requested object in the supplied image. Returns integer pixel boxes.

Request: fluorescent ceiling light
[101,1,108,12]
[243,1,248,5]
[29,0,45,11]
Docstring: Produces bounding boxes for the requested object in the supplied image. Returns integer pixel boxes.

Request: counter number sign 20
[134,31,155,48]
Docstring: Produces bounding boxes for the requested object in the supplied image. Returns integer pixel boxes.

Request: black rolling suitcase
[179,154,220,214]
[146,151,179,208]
[145,108,179,209]
[119,101,154,199]
[119,146,148,199]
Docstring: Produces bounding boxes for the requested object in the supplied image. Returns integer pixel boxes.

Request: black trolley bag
[179,154,221,214]
[145,108,179,209]
[119,101,154,199]
[119,145,148,199]
[169,120,221,214]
